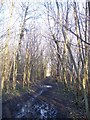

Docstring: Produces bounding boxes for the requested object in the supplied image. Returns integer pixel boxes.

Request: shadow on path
[2,77,86,119]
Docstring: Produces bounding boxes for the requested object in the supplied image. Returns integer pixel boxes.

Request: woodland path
[2,77,86,119]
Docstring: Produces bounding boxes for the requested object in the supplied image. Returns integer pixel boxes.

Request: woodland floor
[2,77,87,119]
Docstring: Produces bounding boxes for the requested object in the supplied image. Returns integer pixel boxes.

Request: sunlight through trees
[0,0,90,119]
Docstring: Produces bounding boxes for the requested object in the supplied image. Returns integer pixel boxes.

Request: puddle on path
[39,84,52,89]
[15,84,58,119]
[16,100,57,118]
[43,85,52,88]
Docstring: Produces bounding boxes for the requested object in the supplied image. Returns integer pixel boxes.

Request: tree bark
[88,1,90,118]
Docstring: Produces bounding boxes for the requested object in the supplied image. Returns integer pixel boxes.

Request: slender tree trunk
[13,51,17,90]
[82,56,89,118]
[87,0,90,118]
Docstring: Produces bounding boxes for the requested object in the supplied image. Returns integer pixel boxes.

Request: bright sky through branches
[0,0,86,47]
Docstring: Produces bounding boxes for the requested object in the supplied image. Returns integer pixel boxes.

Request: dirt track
[2,77,86,119]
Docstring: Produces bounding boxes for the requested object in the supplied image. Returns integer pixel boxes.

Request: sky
[0,0,87,66]
[0,0,86,46]
[0,0,86,32]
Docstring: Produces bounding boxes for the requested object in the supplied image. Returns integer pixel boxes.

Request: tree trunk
[88,1,90,118]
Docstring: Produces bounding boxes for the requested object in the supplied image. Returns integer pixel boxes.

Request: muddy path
[2,77,86,119]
